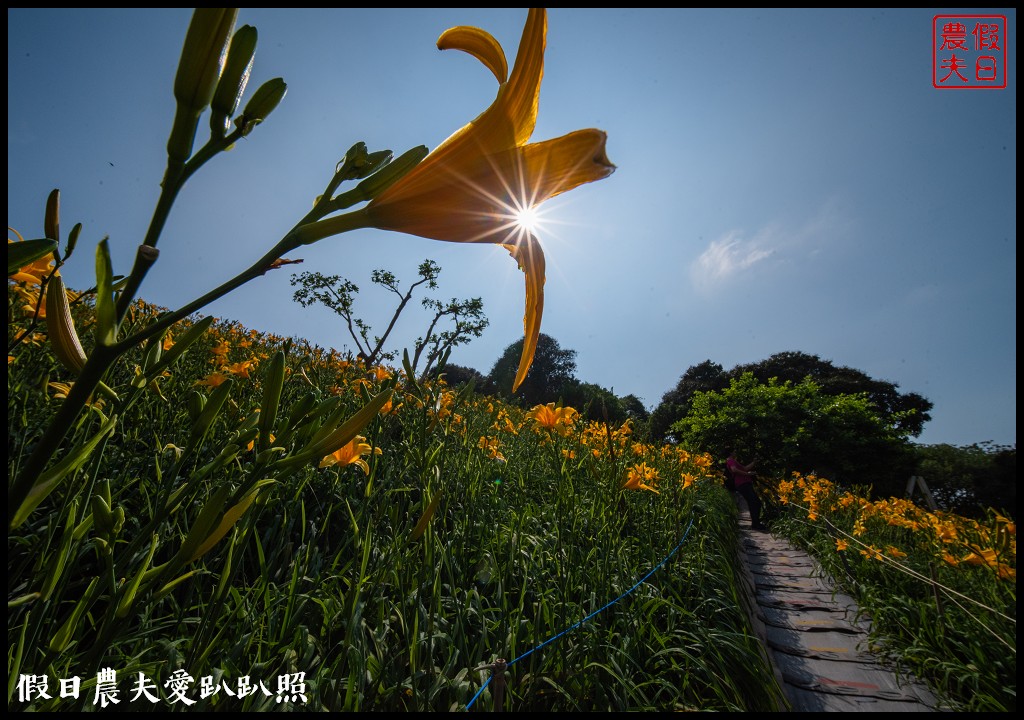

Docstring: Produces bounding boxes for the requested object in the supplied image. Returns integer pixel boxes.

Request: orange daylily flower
[623,463,660,494]
[8,233,55,285]
[195,372,229,388]
[223,359,257,378]
[527,402,578,436]
[319,435,379,474]
[860,545,884,561]
[363,8,615,392]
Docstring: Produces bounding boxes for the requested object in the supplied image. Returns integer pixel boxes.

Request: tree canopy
[291,260,487,377]
[913,442,1016,519]
[486,333,577,406]
[652,352,933,441]
[671,372,917,494]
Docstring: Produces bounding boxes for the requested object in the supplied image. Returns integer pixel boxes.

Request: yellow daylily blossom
[8,232,55,285]
[860,545,884,561]
[195,372,229,388]
[223,359,257,378]
[527,402,578,436]
[363,9,615,392]
[319,435,379,474]
[623,463,660,494]
[48,381,104,410]
[478,435,506,463]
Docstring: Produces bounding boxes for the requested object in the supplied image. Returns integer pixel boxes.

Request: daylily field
[8,8,1014,713]
[7,279,1016,711]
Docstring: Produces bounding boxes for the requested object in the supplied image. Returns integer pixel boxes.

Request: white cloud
[690,197,850,294]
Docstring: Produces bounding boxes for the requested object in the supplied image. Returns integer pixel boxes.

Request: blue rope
[464,515,696,710]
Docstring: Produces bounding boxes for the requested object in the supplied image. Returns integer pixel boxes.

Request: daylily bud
[336,142,368,177]
[335,143,368,174]
[187,389,207,422]
[234,77,287,137]
[65,223,81,262]
[173,9,238,114]
[112,506,125,536]
[44,188,60,244]
[167,8,238,164]
[357,150,395,180]
[210,24,257,137]
[353,145,430,202]
[46,272,88,375]
[335,144,395,184]
[91,494,114,537]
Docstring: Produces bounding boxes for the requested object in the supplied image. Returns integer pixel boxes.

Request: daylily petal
[517,129,615,204]
[502,235,545,392]
[366,131,613,245]
[359,8,612,393]
[408,7,544,178]
[9,271,43,285]
[502,7,546,147]
[437,26,508,84]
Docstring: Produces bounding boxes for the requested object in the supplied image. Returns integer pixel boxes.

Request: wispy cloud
[690,198,849,294]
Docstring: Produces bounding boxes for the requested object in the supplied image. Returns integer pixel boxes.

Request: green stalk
[10,208,372,527]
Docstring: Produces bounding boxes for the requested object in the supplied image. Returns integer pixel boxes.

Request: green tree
[672,372,916,493]
[620,393,650,428]
[434,363,486,390]
[410,295,488,378]
[730,351,933,437]
[650,360,727,440]
[290,260,487,375]
[487,333,577,405]
[652,352,932,442]
[560,380,626,423]
[913,442,1017,518]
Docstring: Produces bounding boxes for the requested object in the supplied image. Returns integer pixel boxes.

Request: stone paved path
[734,501,942,711]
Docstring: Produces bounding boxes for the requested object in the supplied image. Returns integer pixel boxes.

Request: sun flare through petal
[358,8,614,392]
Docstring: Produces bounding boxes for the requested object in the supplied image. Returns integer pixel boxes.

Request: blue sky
[8,8,1016,448]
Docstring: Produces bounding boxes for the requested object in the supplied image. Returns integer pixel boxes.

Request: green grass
[8,302,787,711]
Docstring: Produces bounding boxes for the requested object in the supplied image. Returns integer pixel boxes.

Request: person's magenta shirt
[726,457,754,487]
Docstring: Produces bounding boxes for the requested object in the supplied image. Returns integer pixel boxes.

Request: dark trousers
[735,482,762,527]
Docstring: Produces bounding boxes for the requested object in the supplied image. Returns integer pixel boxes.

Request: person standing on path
[727,450,767,532]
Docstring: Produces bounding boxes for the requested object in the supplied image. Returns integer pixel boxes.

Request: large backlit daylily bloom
[364,8,615,392]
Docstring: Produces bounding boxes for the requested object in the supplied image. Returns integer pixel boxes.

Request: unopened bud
[44,189,60,244]
[235,77,287,137]
[210,24,257,137]
[335,143,369,179]
[354,145,429,202]
[65,223,82,262]
[187,389,207,422]
[168,8,238,164]
[173,9,238,113]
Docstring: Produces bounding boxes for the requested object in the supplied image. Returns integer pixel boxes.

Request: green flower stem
[113,209,372,352]
[114,128,245,325]
[11,208,373,527]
